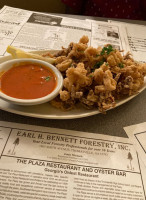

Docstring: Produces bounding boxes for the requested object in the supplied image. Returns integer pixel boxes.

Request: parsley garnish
[100,45,113,56]
[96,54,100,57]
[44,76,51,81]
[89,73,94,78]
[92,59,105,72]
[118,63,124,68]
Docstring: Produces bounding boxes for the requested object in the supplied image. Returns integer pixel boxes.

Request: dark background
[0,0,66,13]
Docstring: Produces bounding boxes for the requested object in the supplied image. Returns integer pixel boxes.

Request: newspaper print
[0,6,91,55]
[0,121,145,200]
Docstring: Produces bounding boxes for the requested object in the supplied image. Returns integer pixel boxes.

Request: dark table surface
[0,14,145,138]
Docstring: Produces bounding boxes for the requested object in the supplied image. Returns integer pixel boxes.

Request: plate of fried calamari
[0,36,146,119]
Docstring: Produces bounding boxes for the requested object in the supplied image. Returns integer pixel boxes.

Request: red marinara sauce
[0,63,57,99]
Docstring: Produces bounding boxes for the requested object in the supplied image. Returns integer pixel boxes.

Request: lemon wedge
[7,46,56,64]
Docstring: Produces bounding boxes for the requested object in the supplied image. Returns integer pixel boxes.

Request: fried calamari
[44,36,146,112]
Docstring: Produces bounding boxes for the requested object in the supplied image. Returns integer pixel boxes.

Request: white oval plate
[0,51,145,119]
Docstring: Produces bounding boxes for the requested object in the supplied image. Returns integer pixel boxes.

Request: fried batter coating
[94,68,104,85]
[100,63,109,72]
[107,50,124,74]
[85,47,99,57]
[103,70,117,91]
[60,90,70,101]
[95,85,106,93]
[65,63,92,90]
[70,85,83,99]
[56,59,72,72]
[97,91,116,112]
[49,36,146,113]
[115,63,146,97]
[63,78,71,91]
[87,90,98,102]
[79,35,89,44]
[94,67,116,92]
[84,47,102,65]
[55,56,67,64]
[67,43,87,59]
[80,97,95,109]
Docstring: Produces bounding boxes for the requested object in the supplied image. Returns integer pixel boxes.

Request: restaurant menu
[0,5,146,63]
[0,120,146,200]
[0,6,91,56]
[124,122,146,168]
[86,19,128,52]
[108,20,146,63]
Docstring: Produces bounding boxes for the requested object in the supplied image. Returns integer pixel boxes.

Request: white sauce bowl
[0,58,63,105]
